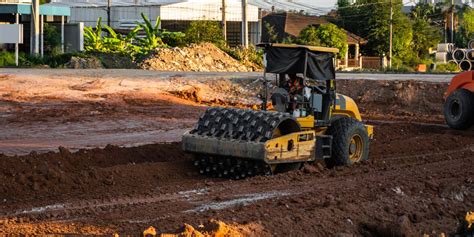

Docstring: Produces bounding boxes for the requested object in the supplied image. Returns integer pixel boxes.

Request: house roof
[283,12,328,37]
[262,12,367,45]
[0,3,70,16]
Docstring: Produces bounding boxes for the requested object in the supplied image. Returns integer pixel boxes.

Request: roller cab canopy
[258,43,338,81]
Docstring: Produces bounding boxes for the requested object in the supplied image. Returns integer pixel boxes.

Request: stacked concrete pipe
[450,41,474,71]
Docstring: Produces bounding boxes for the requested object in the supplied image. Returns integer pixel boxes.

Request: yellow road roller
[182,43,373,179]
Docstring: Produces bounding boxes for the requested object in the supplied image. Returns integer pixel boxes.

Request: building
[261,12,368,69]
[0,0,71,59]
[47,0,262,46]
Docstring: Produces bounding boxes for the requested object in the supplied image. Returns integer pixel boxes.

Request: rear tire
[444,89,474,130]
[325,117,369,168]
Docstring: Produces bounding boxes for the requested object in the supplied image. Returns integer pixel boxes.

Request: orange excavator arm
[445,71,474,98]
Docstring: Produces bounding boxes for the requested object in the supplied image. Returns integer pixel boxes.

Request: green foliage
[336,0,446,69]
[84,17,104,52]
[103,24,141,56]
[19,52,90,68]
[297,25,321,46]
[0,51,16,67]
[44,23,62,55]
[461,7,474,38]
[83,14,187,61]
[185,21,225,46]
[296,24,347,59]
[336,0,371,39]
[367,0,413,62]
[457,7,474,47]
[410,3,442,60]
[136,13,166,51]
[433,62,460,72]
[218,45,263,68]
[84,17,143,59]
[161,31,186,47]
[315,23,348,58]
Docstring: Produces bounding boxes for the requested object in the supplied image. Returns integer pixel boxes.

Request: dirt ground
[0,71,472,236]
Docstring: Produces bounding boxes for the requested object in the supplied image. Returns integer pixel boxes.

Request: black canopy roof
[258,43,338,81]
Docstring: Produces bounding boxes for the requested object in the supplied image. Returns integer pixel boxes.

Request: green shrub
[297,25,321,46]
[162,31,186,47]
[44,23,62,55]
[218,45,263,67]
[136,13,166,51]
[297,24,347,59]
[185,21,225,46]
[0,52,16,67]
[433,62,460,72]
[18,52,90,68]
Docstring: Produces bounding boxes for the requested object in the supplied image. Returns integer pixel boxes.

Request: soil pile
[160,219,256,237]
[334,80,447,122]
[140,43,256,72]
[0,143,194,202]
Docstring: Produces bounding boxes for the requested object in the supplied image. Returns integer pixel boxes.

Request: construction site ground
[0,69,472,236]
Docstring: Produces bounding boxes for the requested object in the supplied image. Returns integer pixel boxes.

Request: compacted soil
[0,70,472,236]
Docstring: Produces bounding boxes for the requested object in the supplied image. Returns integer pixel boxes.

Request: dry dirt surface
[0,70,473,236]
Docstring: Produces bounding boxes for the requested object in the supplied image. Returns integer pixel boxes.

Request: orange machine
[444,71,474,129]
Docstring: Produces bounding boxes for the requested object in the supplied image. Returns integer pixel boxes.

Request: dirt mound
[336,80,447,122]
[140,43,255,72]
[161,219,253,237]
[0,143,194,204]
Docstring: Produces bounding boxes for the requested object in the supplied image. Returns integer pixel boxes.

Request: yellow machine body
[262,93,373,164]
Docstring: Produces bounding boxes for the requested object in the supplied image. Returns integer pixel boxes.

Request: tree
[336,0,371,38]
[410,3,442,60]
[297,24,347,59]
[297,25,321,46]
[316,23,348,59]
[365,0,414,66]
[44,23,61,55]
[460,7,474,43]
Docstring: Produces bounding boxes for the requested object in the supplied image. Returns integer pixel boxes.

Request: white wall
[160,0,259,22]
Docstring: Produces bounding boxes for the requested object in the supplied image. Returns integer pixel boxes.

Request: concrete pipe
[468,39,474,49]
[452,49,467,62]
[459,60,472,71]
[466,50,474,61]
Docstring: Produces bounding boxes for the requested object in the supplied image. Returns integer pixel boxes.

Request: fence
[361,56,382,69]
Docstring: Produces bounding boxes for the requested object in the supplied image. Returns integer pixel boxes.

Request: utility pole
[30,0,40,56]
[241,0,248,48]
[222,0,227,41]
[450,0,454,43]
[107,0,112,27]
[389,0,393,68]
